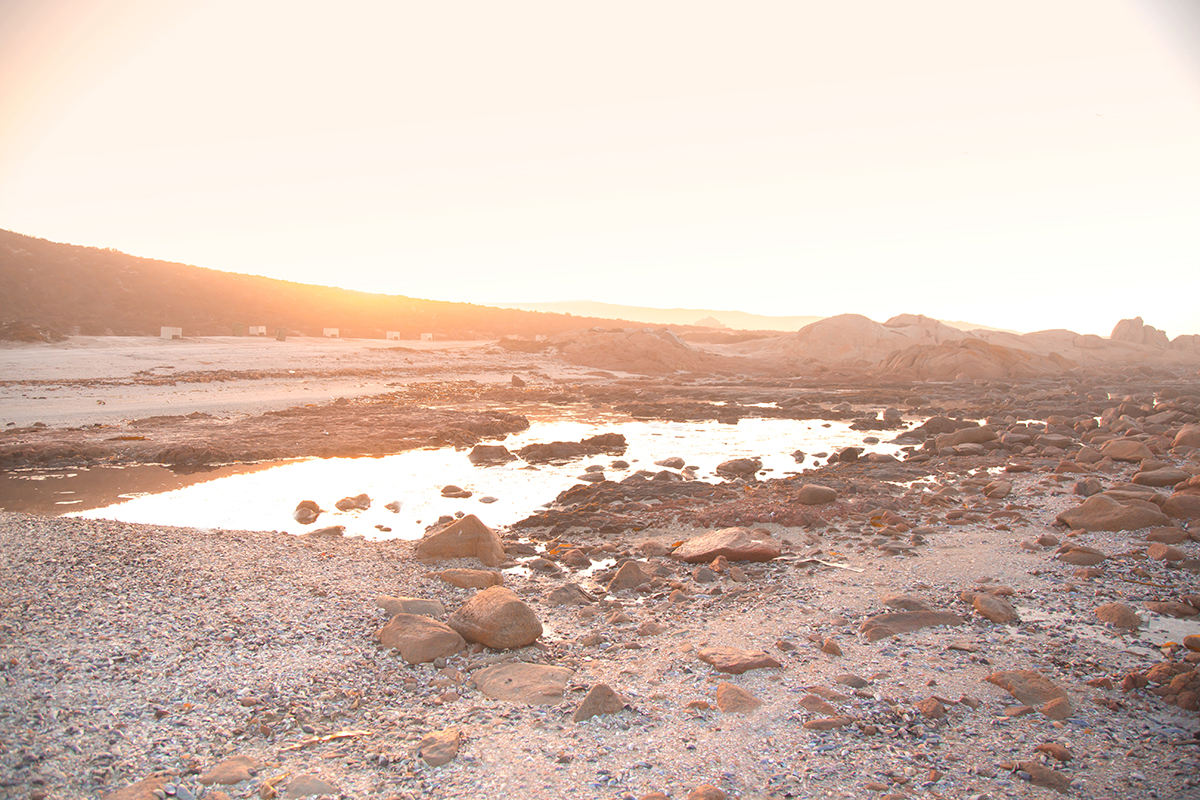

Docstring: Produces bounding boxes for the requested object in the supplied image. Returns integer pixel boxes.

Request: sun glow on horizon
[2,0,1199,338]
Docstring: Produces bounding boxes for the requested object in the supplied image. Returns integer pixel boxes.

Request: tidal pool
[3,415,910,540]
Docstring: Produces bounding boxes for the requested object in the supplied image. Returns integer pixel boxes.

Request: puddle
[1017,604,1200,657]
[3,414,913,540]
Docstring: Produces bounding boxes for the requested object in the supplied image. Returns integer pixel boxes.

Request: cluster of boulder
[544,314,1200,379]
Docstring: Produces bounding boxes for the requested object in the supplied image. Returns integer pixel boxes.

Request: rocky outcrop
[877,338,1074,381]
[1111,316,1170,348]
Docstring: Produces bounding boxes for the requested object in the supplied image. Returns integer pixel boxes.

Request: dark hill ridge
[0,229,645,340]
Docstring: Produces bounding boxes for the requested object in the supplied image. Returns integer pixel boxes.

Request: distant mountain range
[0,230,637,340]
[493,299,1019,334]
[492,300,821,331]
[0,228,1021,341]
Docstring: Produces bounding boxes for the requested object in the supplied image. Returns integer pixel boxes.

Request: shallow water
[1017,603,1200,657]
[3,414,909,540]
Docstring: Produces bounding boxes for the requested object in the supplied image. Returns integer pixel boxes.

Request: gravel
[3,457,1200,799]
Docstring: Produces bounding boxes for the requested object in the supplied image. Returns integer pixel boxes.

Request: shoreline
[1,338,1199,798]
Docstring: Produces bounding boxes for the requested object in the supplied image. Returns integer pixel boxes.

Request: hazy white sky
[2,0,1198,336]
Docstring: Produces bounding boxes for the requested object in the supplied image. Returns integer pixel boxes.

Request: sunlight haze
[2,0,1198,336]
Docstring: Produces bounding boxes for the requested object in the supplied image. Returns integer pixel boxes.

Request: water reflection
[7,415,906,540]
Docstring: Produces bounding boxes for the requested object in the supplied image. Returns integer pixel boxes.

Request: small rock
[572,683,627,722]
[970,592,1020,624]
[447,586,543,649]
[472,662,573,704]
[376,614,465,664]
[803,715,856,730]
[986,670,1074,719]
[417,728,461,767]
[283,775,339,799]
[715,681,762,713]
[1095,602,1140,628]
[415,515,506,566]
[197,756,262,786]
[697,646,781,674]
[796,484,839,505]
[916,697,945,720]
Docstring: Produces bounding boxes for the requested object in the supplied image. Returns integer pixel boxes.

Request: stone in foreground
[715,681,762,712]
[986,670,1074,719]
[860,610,966,641]
[376,613,465,664]
[414,514,506,566]
[375,595,445,617]
[697,646,782,674]
[448,586,542,649]
[1095,602,1140,628]
[473,662,573,704]
[672,527,781,563]
[198,755,263,785]
[1055,495,1169,532]
[572,683,627,722]
[417,728,461,767]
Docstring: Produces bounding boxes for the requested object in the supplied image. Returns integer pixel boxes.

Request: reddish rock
[1057,545,1108,566]
[572,683,627,722]
[916,697,946,719]
[881,594,933,612]
[970,592,1020,624]
[860,611,966,642]
[1035,743,1073,762]
[608,560,651,591]
[1014,760,1072,794]
[1055,495,1168,532]
[986,670,1074,719]
[672,527,781,563]
[1133,467,1189,487]
[1172,424,1200,449]
[472,662,573,704]
[198,756,262,786]
[1148,542,1187,561]
[448,586,542,649]
[375,595,445,617]
[715,681,762,713]
[803,715,857,730]
[799,694,838,716]
[1145,600,1199,618]
[1164,492,1200,520]
[544,583,595,606]
[796,484,839,505]
[415,515,506,566]
[102,776,171,800]
[417,728,461,767]
[934,425,998,450]
[1095,603,1140,628]
[1147,527,1190,544]
[1099,438,1153,462]
[376,613,465,664]
[698,646,781,674]
[436,568,504,588]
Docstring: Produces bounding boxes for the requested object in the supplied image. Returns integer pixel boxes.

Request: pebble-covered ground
[2,447,1199,799]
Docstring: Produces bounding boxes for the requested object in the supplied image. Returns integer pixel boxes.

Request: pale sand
[0,336,584,428]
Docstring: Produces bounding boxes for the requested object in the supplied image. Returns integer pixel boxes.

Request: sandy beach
[1,336,1199,799]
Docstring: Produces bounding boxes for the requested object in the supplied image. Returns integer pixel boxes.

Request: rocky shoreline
[2,335,1200,799]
